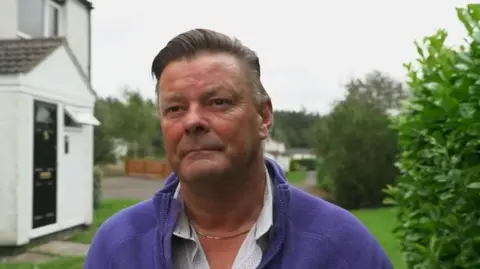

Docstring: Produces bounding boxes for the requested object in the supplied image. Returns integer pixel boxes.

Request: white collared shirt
[171,169,274,269]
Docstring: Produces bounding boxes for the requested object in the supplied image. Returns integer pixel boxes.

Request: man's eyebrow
[161,93,184,103]
[203,85,238,96]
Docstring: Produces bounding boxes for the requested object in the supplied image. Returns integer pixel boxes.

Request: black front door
[32,100,58,229]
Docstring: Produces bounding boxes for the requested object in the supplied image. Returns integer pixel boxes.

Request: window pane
[47,5,60,37]
[17,0,44,37]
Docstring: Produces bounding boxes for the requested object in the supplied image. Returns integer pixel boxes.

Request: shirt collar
[172,167,274,240]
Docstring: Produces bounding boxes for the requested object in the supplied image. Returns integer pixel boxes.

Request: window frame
[17,0,64,39]
[44,0,63,37]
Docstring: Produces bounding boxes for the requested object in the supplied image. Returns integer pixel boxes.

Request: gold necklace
[195,228,251,240]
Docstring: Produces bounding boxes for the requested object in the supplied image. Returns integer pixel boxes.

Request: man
[84,29,392,269]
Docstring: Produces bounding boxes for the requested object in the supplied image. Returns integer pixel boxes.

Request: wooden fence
[125,159,172,178]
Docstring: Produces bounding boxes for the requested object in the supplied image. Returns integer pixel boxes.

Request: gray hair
[150,28,270,109]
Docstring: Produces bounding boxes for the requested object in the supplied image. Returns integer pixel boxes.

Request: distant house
[286,148,317,160]
[263,137,290,172]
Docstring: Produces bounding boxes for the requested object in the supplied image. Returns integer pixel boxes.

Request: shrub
[313,94,399,210]
[93,166,102,210]
[386,4,480,268]
[315,157,334,193]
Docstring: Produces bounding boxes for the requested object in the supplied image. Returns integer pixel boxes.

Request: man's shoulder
[91,199,158,248]
[286,186,391,267]
[288,186,368,236]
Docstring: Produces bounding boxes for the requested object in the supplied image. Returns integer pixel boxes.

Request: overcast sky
[90,0,473,114]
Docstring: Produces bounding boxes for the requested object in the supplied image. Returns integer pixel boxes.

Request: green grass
[0,256,84,269]
[352,207,405,269]
[286,170,306,184]
[69,199,140,244]
[3,200,405,268]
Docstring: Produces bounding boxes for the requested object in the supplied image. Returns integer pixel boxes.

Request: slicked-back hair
[150,28,270,108]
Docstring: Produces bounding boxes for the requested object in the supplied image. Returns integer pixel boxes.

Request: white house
[263,137,291,172]
[286,148,317,161]
[0,0,99,246]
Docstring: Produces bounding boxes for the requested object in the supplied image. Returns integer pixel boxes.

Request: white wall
[291,153,317,160]
[0,0,90,79]
[0,88,21,245]
[22,45,95,107]
[265,153,290,172]
[5,91,94,243]
[0,44,95,245]
[0,0,17,38]
[65,0,90,79]
[264,138,286,154]
[59,120,92,228]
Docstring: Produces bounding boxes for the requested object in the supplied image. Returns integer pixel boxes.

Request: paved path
[102,172,318,200]
[304,171,317,188]
[102,176,165,200]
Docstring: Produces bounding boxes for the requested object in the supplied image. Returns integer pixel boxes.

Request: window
[45,1,61,37]
[17,0,63,38]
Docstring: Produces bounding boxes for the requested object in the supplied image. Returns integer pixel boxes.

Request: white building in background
[263,137,290,172]
[0,0,99,246]
[286,148,317,161]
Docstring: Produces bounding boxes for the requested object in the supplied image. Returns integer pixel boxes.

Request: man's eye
[165,106,181,114]
[211,98,231,106]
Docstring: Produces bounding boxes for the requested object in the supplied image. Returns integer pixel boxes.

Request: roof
[0,38,97,96]
[77,0,94,10]
[0,38,64,74]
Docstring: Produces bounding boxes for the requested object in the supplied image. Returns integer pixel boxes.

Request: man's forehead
[159,53,243,87]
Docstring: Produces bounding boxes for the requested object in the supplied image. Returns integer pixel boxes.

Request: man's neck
[179,159,266,235]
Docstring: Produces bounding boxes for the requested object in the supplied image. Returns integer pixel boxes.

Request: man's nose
[183,105,208,136]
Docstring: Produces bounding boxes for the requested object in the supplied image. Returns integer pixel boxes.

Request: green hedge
[289,158,316,171]
[93,166,102,210]
[386,4,480,268]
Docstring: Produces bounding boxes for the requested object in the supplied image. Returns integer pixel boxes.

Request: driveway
[102,176,165,200]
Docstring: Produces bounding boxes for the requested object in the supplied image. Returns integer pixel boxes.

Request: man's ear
[258,99,273,139]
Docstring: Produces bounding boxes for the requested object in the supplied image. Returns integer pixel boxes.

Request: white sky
[90,0,475,114]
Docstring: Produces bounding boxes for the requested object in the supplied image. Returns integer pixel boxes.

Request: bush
[386,5,480,268]
[289,158,317,171]
[313,95,400,209]
[93,166,102,210]
[315,157,334,193]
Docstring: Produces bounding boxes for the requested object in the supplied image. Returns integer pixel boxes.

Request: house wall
[0,0,17,38]
[21,45,95,106]
[13,94,93,241]
[264,153,290,172]
[0,45,95,245]
[65,0,90,79]
[291,153,317,160]
[18,47,95,241]
[264,138,286,154]
[0,0,91,79]
[0,86,21,245]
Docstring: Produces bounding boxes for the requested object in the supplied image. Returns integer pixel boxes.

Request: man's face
[158,53,272,182]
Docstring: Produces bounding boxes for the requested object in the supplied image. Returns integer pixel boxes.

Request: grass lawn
[0,257,84,269]
[352,207,405,269]
[69,199,140,244]
[3,200,405,268]
[286,170,306,184]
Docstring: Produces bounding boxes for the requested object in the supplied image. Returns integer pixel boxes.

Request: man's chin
[179,160,230,182]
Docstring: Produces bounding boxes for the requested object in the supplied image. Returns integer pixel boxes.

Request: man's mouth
[183,148,221,157]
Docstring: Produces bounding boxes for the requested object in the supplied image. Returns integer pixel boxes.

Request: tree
[93,87,165,163]
[112,88,159,158]
[313,71,404,209]
[271,110,319,148]
[93,98,116,165]
[385,4,480,268]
